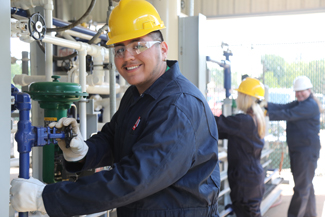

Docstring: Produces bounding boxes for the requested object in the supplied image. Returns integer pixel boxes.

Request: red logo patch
[132,116,141,130]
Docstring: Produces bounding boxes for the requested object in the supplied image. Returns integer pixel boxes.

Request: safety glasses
[112,41,161,58]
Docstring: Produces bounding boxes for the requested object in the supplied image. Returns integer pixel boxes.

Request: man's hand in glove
[10,177,46,214]
[49,117,88,162]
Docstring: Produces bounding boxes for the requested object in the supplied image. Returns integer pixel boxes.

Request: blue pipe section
[53,18,108,41]
[11,85,66,217]
[11,7,29,18]
[206,56,232,98]
[15,92,33,179]
[14,92,32,217]
[11,7,108,41]
[223,51,232,98]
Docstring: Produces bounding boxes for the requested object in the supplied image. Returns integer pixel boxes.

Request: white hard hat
[293,76,313,91]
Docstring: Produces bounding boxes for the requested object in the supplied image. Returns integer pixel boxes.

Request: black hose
[47,0,97,33]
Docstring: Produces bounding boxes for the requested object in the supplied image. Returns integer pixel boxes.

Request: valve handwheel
[28,12,46,40]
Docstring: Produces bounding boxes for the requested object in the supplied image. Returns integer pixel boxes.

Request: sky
[11,38,30,60]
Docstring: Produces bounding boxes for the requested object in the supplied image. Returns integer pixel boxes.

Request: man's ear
[160,41,168,59]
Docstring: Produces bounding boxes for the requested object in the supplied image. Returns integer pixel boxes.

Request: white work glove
[10,177,46,214]
[49,117,88,162]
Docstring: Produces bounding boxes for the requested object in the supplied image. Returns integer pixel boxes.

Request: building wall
[191,0,325,18]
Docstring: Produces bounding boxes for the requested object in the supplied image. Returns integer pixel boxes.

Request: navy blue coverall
[268,95,320,217]
[42,61,220,217]
[215,113,265,217]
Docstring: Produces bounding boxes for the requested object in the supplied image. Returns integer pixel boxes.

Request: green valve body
[28,75,87,183]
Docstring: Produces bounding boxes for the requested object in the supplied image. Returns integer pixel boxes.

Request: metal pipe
[44,0,54,81]
[42,35,109,58]
[188,0,194,16]
[11,7,29,17]
[64,30,94,41]
[13,74,69,86]
[109,49,116,118]
[53,18,107,41]
[10,8,107,41]
[78,49,87,139]
[86,83,121,95]
[14,92,34,217]
[107,2,116,118]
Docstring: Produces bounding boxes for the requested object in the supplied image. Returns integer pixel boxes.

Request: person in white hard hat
[261,75,322,217]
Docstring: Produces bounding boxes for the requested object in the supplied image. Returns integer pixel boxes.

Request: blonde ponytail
[237,92,266,138]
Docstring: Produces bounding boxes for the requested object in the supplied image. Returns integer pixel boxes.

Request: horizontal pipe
[13,74,68,86]
[10,8,107,41]
[86,83,121,95]
[64,30,94,41]
[53,18,107,41]
[42,35,109,59]
[11,7,29,17]
[10,158,19,167]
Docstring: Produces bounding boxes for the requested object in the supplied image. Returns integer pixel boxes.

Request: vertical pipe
[30,7,45,181]
[22,51,29,92]
[108,2,116,118]
[44,0,54,81]
[188,0,194,16]
[79,49,87,138]
[15,93,34,217]
[1,1,11,215]
[109,49,116,119]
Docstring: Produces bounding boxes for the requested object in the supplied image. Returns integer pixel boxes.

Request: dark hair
[148,30,164,42]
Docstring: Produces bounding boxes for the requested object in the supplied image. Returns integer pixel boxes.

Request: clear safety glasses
[112,41,161,59]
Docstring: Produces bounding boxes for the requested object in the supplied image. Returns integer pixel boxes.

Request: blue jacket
[215,114,264,175]
[215,114,265,202]
[268,95,320,151]
[43,61,220,217]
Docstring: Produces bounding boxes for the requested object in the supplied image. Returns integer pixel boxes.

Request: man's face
[114,35,168,94]
[295,89,311,102]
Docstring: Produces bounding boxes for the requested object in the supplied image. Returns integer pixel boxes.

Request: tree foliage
[262,54,325,94]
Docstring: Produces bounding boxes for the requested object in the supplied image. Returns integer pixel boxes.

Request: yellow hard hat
[106,0,165,45]
[235,77,265,100]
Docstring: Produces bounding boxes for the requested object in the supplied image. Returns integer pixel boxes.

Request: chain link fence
[208,41,325,169]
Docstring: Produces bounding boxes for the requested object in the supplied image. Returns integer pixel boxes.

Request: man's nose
[123,48,135,61]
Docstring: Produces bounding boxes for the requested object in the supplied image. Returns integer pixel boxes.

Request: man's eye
[134,44,147,51]
[115,47,125,54]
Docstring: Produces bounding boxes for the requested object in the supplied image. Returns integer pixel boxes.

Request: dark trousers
[229,172,265,217]
[288,147,319,217]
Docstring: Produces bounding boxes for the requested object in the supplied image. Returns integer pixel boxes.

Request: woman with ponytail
[262,76,321,217]
[215,77,266,217]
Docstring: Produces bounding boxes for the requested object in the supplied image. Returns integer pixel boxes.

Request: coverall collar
[131,60,180,100]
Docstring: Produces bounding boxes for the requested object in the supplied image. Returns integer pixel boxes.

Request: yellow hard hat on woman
[107,0,165,46]
[236,77,265,100]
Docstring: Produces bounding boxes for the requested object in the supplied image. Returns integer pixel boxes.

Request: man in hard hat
[261,75,321,217]
[10,0,220,216]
